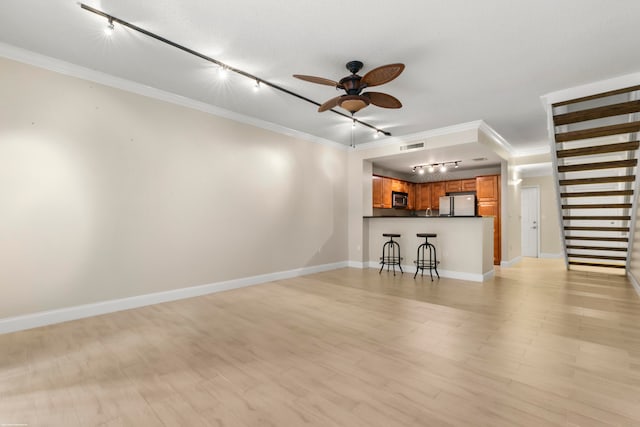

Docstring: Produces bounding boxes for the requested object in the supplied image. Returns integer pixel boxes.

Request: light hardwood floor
[2,258,640,426]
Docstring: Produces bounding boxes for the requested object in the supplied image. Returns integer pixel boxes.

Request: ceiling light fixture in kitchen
[79,3,392,140]
[412,160,461,173]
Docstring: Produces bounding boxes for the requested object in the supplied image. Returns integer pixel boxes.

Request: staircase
[547,84,640,271]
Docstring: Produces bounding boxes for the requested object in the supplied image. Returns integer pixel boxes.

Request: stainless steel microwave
[392,191,408,208]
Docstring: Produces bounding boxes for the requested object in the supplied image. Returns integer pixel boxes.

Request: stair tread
[565,236,628,242]
[556,141,639,158]
[558,159,637,173]
[559,176,635,186]
[563,216,631,220]
[552,85,640,107]
[566,245,627,252]
[554,101,640,126]
[555,122,640,143]
[564,226,629,231]
[560,190,633,198]
[567,253,627,261]
[562,203,632,209]
[568,261,626,269]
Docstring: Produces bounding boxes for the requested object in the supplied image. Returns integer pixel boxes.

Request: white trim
[366,261,490,282]
[539,252,564,259]
[355,120,484,150]
[0,261,348,335]
[541,72,640,106]
[0,42,347,151]
[500,256,522,268]
[347,260,365,269]
[511,145,551,157]
[478,121,516,158]
[627,272,640,297]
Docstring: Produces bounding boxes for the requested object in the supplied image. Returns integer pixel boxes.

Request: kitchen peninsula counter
[364,216,494,281]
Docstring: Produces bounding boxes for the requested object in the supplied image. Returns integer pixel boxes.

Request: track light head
[104,18,114,36]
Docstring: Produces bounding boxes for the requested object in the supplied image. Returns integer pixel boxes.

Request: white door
[521,187,539,257]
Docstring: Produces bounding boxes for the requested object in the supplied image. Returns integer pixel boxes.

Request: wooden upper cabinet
[382,177,392,208]
[461,179,476,192]
[407,183,416,209]
[476,175,499,201]
[391,179,404,193]
[431,181,446,209]
[372,175,383,208]
[445,180,462,193]
[415,183,431,210]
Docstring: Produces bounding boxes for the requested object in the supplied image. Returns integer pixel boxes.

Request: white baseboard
[540,252,564,259]
[364,261,489,282]
[0,261,348,335]
[500,256,522,268]
[347,260,365,269]
[627,272,640,297]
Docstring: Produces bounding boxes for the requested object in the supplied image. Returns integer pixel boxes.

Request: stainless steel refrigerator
[439,194,476,216]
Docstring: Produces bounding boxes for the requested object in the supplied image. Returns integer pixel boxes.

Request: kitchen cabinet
[415,183,432,210]
[431,181,446,209]
[407,183,416,209]
[461,179,476,191]
[445,180,462,193]
[391,179,404,193]
[372,176,384,208]
[476,175,499,201]
[478,201,501,265]
[475,174,501,265]
[382,177,392,208]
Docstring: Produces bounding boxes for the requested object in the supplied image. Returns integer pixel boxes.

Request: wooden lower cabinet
[477,200,501,265]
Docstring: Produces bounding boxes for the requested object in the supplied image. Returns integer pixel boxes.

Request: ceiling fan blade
[293,74,339,87]
[362,92,402,109]
[361,63,405,87]
[318,96,342,112]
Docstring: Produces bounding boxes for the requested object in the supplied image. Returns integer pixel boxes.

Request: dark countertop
[363,215,483,218]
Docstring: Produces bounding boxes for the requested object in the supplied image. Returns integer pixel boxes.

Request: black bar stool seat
[414,233,440,280]
[379,233,403,275]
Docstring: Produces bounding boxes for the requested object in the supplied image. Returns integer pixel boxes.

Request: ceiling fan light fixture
[340,95,370,114]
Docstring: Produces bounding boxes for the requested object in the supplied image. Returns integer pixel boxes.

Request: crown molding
[354,120,484,151]
[0,42,348,151]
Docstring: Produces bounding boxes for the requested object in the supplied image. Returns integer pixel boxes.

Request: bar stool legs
[414,233,440,280]
[379,233,403,276]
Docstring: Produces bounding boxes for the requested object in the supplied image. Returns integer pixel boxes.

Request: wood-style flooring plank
[1,258,640,426]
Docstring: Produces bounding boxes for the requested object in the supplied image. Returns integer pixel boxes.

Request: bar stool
[414,233,440,280]
[379,233,403,275]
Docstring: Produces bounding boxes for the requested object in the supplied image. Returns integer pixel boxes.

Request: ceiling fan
[293,60,405,114]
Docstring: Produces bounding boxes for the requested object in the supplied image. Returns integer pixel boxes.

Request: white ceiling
[1,1,640,150]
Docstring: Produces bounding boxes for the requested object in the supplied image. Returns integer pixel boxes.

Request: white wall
[0,57,348,319]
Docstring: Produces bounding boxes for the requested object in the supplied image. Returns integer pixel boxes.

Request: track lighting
[253,80,261,91]
[104,18,114,36]
[411,160,461,174]
[352,119,356,128]
[79,3,392,142]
